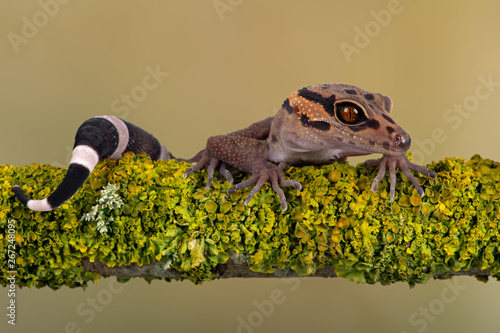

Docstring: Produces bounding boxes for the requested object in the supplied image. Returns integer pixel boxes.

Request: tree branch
[1,153,499,289]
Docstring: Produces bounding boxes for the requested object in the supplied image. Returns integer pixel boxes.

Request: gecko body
[14,83,436,212]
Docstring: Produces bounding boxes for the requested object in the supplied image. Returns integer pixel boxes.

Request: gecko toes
[366,154,436,201]
[370,180,380,193]
[219,163,234,184]
[225,164,300,211]
[281,179,302,191]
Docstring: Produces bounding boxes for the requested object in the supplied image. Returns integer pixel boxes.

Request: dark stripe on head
[297,89,336,116]
[282,98,294,114]
[74,118,120,159]
[364,94,374,100]
[382,114,395,124]
[386,126,395,134]
[368,140,376,146]
[300,114,331,131]
[46,164,91,209]
[349,119,380,132]
[345,89,357,95]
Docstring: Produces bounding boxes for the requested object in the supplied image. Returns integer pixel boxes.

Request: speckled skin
[185,83,437,210]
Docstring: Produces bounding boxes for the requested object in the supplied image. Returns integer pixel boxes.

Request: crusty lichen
[0,153,499,289]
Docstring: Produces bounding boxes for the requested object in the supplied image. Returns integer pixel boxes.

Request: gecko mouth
[328,122,411,156]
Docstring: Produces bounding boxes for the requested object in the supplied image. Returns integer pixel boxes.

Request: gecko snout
[393,132,411,151]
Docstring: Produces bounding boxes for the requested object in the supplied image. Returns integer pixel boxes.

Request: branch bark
[81,253,491,280]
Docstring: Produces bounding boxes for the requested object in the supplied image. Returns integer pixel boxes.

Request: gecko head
[283,83,412,156]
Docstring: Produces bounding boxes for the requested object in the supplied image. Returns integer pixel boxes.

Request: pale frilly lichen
[80,183,124,233]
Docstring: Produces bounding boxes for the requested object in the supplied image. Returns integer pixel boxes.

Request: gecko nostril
[394,134,411,150]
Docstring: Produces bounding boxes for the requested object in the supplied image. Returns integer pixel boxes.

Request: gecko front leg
[206,135,301,211]
[184,117,275,188]
[364,154,437,201]
[183,117,301,211]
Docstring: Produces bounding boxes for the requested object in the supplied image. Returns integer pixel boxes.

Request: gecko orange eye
[335,102,367,125]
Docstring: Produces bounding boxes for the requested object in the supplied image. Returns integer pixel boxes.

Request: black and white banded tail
[13,116,170,212]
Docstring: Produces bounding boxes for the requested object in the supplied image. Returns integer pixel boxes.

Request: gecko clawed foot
[364,154,437,201]
[228,162,301,211]
[185,152,300,211]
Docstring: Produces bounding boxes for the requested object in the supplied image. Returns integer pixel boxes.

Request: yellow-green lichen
[0,153,499,289]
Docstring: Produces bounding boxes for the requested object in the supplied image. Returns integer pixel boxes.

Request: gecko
[13,83,437,212]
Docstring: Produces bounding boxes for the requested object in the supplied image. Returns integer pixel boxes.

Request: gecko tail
[13,162,93,211]
[13,115,171,212]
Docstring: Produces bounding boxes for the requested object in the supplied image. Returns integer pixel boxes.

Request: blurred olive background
[1,1,500,332]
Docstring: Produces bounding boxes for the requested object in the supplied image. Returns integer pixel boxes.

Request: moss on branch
[0,153,499,289]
